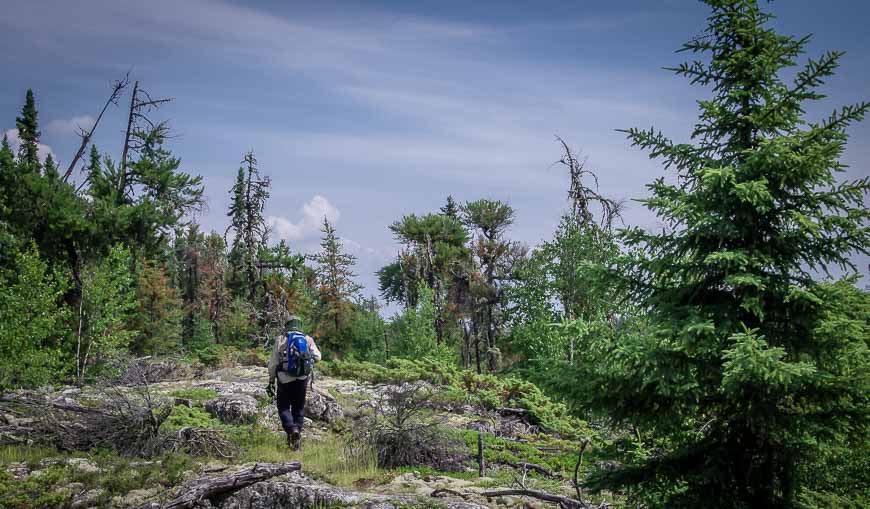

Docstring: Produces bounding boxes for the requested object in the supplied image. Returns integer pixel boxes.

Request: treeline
[1,1,869,507]
[0,80,382,387]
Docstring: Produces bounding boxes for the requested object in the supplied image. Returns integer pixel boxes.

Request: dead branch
[164,427,239,459]
[63,72,129,182]
[554,136,624,230]
[500,461,560,479]
[135,461,301,509]
[119,80,173,193]
[481,488,590,509]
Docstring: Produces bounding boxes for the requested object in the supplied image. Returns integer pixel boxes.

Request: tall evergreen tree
[226,151,270,303]
[15,89,41,173]
[573,1,870,506]
[0,135,14,217]
[388,212,468,344]
[310,218,362,346]
[461,199,522,371]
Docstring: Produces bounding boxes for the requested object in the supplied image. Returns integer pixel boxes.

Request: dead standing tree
[555,136,623,230]
[63,73,130,182]
[119,80,173,197]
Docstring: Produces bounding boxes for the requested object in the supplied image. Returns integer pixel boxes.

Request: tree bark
[135,461,301,509]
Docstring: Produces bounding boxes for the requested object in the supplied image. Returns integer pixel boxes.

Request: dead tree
[554,136,623,229]
[119,80,173,195]
[63,73,130,182]
[135,461,301,509]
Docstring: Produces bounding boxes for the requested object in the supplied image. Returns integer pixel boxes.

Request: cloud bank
[268,195,340,243]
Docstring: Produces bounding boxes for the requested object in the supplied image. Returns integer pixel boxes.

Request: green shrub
[168,387,218,402]
[322,358,591,439]
[161,405,221,431]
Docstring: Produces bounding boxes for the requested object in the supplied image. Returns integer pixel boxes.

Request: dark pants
[276,377,308,435]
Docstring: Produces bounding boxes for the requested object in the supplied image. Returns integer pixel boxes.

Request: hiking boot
[290,428,301,451]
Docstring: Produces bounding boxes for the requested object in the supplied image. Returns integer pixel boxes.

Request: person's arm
[307,336,322,362]
[267,336,282,382]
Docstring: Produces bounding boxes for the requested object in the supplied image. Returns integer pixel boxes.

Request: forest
[0,1,868,508]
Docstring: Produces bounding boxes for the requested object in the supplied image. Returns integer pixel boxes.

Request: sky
[2,0,869,309]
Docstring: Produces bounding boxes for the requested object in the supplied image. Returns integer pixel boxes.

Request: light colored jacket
[268,332,322,384]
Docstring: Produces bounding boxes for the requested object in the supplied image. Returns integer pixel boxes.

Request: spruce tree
[15,89,41,173]
[0,135,14,216]
[310,218,362,345]
[580,1,870,506]
[226,151,270,303]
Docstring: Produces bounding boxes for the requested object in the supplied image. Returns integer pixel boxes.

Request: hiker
[266,315,321,450]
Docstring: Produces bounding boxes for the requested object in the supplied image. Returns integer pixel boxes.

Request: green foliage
[14,89,40,173]
[129,259,182,355]
[161,405,221,432]
[344,297,388,362]
[217,298,256,346]
[0,245,70,389]
[322,357,590,440]
[310,218,363,348]
[76,245,137,383]
[561,2,870,506]
[226,151,269,303]
[389,284,440,359]
[168,387,219,402]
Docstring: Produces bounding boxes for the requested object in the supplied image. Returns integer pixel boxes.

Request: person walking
[266,315,321,450]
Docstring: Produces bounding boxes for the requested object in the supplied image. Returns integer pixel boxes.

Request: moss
[168,387,219,402]
[0,448,197,509]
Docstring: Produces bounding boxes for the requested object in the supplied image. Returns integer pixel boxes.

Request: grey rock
[205,394,259,425]
[305,386,343,423]
[69,488,103,509]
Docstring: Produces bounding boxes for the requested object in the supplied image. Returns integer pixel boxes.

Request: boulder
[306,386,343,423]
[205,394,259,425]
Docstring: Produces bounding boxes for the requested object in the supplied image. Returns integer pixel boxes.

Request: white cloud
[46,115,96,136]
[267,194,340,242]
[3,128,56,164]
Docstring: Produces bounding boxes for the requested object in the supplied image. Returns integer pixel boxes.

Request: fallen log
[496,407,531,416]
[481,488,590,509]
[135,461,302,509]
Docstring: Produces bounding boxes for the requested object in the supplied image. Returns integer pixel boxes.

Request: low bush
[168,387,219,402]
[354,383,468,471]
[322,358,591,439]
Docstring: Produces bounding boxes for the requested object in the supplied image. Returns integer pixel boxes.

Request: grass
[233,427,380,488]
[0,444,67,467]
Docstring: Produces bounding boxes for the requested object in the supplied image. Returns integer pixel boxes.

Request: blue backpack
[283,331,314,378]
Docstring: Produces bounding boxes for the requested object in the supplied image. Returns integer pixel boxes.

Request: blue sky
[2,0,869,304]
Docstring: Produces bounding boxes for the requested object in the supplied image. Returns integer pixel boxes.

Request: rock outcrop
[205,395,259,425]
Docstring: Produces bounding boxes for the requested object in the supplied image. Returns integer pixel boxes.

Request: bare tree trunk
[74,294,85,386]
[473,321,481,375]
[119,80,139,195]
[64,74,129,182]
[383,330,389,359]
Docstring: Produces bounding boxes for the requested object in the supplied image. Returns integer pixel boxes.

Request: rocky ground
[0,362,596,508]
